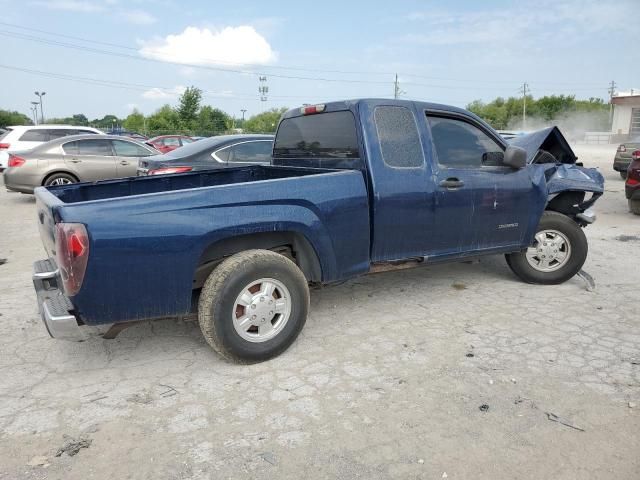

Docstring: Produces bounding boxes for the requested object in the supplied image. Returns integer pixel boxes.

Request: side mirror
[503,145,527,169]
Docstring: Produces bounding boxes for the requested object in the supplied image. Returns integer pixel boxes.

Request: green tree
[243,108,288,133]
[90,114,122,130]
[0,109,33,127]
[197,106,231,134]
[147,105,180,132]
[177,86,202,129]
[123,109,146,133]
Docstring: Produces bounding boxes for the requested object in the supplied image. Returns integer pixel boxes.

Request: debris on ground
[127,391,153,405]
[629,402,637,409]
[479,404,490,412]
[615,235,640,242]
[417,458,424,464]
[27,456,48,467]
[0,258,7,266]
[259,452,277,465]
[451,282,467,290]
[466,353,475,358]
[576,270,596,292]
[55,434,92,457]
[545,412,585,432]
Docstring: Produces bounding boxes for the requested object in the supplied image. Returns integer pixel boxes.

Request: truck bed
[43,165,332,204]
[34,165,371,324]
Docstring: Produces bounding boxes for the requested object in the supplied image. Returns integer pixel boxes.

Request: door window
[112,140,152,157]
[374,106,424,168]
[231,141,272,162]
[213,146,231,162]
[427,116,504,168]
[181,137,194,145]
[75,139,113,156]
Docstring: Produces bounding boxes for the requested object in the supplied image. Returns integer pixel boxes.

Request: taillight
[300,104,326,115]
[8,154,25,167]
[55,223,89,296]
[618,144,626,153]
[148,166,193,175]
[0,143,10,149]
[632,150,640,160]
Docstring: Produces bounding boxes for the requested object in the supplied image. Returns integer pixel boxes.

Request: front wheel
[198,249,309,363]
[505,211,588,285]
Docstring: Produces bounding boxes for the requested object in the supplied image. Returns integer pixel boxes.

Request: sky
[0,0,638,120]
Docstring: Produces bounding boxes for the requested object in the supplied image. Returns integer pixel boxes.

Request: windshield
[0,128,13,141]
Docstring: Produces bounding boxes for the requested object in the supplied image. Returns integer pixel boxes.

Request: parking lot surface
[0,144,638,479]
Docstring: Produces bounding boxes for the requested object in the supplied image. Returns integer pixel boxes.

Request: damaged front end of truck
[511,126,605,226]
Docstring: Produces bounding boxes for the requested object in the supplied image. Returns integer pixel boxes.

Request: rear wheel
[44,173,77,187]
[629,199,640,215]
[620,171,628,180]
[505,211,588,285]
[198,249,309,363]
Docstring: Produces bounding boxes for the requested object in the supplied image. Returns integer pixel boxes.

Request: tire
[620,171,628,180]
[44,173,77,187]
[505,211,588,285]
[198,249,309,363]
[629,199,640,215]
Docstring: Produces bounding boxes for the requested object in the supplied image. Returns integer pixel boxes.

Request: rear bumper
[3,168,37,193]
[626,185,640,200]
[33,258,111,341]
[613,158,631,172]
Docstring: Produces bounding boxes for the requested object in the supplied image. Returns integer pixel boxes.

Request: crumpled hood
[509,126,577,164]
[545,163,604,195]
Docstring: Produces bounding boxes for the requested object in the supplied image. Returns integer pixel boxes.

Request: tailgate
[34,186,63,257]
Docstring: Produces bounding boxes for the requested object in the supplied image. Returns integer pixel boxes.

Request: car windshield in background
[273,111,359,158]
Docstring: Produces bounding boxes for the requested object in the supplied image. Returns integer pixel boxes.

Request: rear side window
[231,141,272,162]
[112,140,151,157]
[48,129,74,140]
[427,116,504,168]
[0,129,11,141]
[75,139,113,156]
[374,106,424,168]
[273,111,359,159]
[62,141,78,155]
[162,137,181,147]
[18,129,49,142]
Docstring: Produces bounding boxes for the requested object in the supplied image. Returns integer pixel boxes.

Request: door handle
[69,158,82,163]
[119,161,129,165]
[439,178,465,189]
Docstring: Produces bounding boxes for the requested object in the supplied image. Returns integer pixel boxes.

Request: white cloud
[142,85,186,100]
[32,0,105,12]
[139,26,277,66]
[119,9,156,25]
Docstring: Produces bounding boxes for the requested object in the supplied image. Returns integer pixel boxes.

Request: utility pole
[240,109,247,128]
[608,80,617,127]
[520,82,529,129]
[393,74,405,100]
[258,77,268,111]
[34,91,46,123]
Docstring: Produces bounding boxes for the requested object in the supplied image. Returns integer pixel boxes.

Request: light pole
[30,101,40,125]
[240,109,247,129]
[34,91,46,123]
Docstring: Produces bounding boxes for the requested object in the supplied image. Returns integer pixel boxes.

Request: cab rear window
[273,111,359,159]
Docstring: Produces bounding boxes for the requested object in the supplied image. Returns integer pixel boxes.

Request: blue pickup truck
[32,99,604,362]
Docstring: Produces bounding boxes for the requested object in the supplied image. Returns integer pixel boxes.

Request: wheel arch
[193,231,322,289]
[42,170,79,186]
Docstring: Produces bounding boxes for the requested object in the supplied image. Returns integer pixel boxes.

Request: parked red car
[625,150,640,215]
[146,135,194,153]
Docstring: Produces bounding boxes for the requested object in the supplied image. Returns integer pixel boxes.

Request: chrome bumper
[33,258,86,341]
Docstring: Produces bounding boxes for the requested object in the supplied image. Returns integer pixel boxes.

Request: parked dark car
[146,135,194,153]
[614,138,640,179]
[3,134,158,193]
[625,149,640,214]
[32,99,604,363]
[138,134,273,175]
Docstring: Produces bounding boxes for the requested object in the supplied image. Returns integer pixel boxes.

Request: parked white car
[0,125,102,170]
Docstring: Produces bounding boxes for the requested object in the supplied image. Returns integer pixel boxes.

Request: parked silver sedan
[3,134,158,193]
